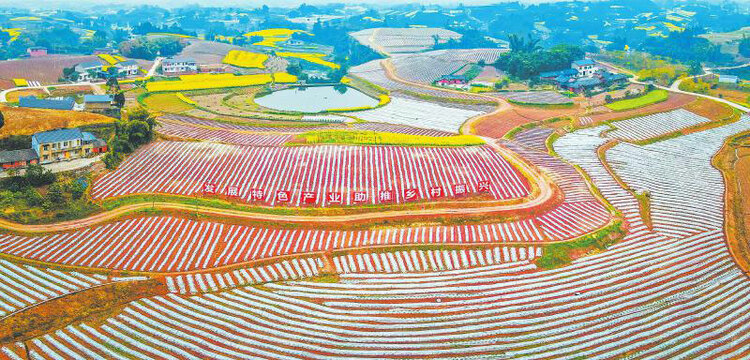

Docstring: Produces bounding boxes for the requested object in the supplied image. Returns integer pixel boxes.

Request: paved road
[0,156,102,178]
[146,57,164,78]
[0,81,106,103]
[597,60,749,113]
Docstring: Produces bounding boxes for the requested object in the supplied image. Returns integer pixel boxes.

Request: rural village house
[0,149,39,170]
[32,128,107,164]
[26,46,47,57]
[162,57,198,75]
[541,59,628,93]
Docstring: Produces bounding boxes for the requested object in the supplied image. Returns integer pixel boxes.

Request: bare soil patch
[474,105,581,138]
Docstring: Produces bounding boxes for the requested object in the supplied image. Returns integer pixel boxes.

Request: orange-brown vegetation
[5,89,46,103]
[714,132,750,274]
[0,105,114,137]
[0,279,166,344]
[683,97,737,121]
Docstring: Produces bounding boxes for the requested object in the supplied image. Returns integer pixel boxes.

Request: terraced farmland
[91,141,531,205]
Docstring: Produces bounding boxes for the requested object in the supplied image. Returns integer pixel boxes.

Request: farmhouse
[32,128,107,164]
[26,46,47,57]
[0,149,39,170]
[74,60,104,81]
[571,59,597,77]
[436,75,468,86]
[19,96,75,111]
[718,75,739,84]
[114,60,140,76]
[83,94,114,112]
[540,59,627,93]
[162,57,198,75]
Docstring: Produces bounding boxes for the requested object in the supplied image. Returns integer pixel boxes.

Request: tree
[508,34,541,53]
[113,92,126,108]
[46,182,66,205]
[739,35,750,58]
[24,164,55,187]
[0,109,4,130]
[689,60,703,76]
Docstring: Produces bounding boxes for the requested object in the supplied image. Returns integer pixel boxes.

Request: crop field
[332,246,542,274]
[166,257,326,294]
[177,40,247,65]
[391,49,506,84]
[295,130,484,146]
[141,93,197,113]
[587,92,695,124]
[221,50,268,69]
[159,114,341,133]
[91,141,531,205]
[351,27,462,54]
[345,96,482,133]
[0,214,591,272]
[145,73,297,92]
[606,108,712,141]
[605,89,669,111]
[276,52,339,69]
[0,105,114,137]
[0,55,99,84]
[0,259,112,317]
[501,91,573,105]
[156,121,295,146]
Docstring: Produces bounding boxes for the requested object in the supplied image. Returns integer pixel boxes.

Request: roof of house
[567,77,601,88]
[28,46,47,51]
[602,72,628,82]
[572,59,596,67]
[0,149,38,164]
[82,131,97,142]
[84,94,113,103]
[19,96,75,110]
[117,60,139,67]
[718,75,739,82]
[32,128,83,144]
[76,60,104,70]
[163,57,196,64]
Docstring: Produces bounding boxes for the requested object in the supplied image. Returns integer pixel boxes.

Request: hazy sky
[1,0,749,10]
[0,0,592,10]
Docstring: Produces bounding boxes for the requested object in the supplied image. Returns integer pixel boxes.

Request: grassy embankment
[605,89,669,111]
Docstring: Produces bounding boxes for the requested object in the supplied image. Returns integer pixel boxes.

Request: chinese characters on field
[202,180,493,205]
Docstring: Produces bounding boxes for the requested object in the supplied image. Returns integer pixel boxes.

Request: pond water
[254,85,378,113]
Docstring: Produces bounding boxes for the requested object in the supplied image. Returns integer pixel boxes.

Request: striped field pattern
[91,141,531,206]
[0,217,556,272]
[165,257,325,295]
[5,118,747,359]
[156,121,294,146]
[345,96,482,133]
[0,259,143,318]
[606,108,711,142]
[332,246,541,274]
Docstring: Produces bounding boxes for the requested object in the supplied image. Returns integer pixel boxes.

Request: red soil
[474,105,581,138]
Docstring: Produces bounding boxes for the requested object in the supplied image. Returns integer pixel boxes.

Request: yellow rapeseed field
[222,50,268,69]
[146,73,297,92]
[244,28,308,48]
[276,52,340,69]
[296,130,484,147]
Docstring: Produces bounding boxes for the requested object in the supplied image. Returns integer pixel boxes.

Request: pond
[254,85,378,113]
